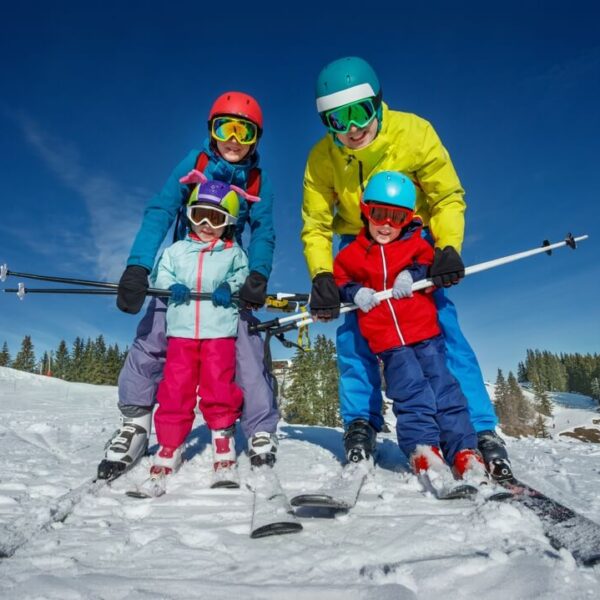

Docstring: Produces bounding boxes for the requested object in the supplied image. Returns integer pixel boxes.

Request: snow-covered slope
[1,366,599,599]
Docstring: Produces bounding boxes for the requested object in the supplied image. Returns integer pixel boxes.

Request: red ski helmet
[208,91,263,130]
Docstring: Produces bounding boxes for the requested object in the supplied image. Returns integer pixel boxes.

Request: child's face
[368,220,402,245]
[336,118,378,150]
[192,221,224,243]
[216,138,251,163]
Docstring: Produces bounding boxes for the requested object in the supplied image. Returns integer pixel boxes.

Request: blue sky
[1,1,599,381]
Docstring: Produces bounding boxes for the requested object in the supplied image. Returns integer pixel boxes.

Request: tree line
[0,335,127,385]
[517,349,600,400]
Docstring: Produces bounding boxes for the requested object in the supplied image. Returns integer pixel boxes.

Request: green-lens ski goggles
[322,98,377,134]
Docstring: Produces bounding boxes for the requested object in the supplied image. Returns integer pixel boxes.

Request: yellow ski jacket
[301,103,466,278]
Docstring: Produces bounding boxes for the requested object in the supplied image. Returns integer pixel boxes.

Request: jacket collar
[186,232,233,251]
[202,138,260,188]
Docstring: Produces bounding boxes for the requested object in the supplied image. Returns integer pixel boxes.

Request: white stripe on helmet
[316,83,377,113]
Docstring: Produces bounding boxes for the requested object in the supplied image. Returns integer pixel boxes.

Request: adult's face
[335,117,378,150]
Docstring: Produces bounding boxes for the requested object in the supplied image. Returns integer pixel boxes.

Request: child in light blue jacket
[150,179,249,485]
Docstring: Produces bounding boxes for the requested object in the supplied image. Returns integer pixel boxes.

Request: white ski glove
[392,270,413,299]
[353,287,381,313]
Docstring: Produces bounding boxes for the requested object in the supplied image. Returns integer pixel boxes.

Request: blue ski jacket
[127,139,275,279]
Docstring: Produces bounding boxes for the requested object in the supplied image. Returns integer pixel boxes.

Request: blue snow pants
[381,335,477,464]
[337,234,498,434]
[117,297,279,437]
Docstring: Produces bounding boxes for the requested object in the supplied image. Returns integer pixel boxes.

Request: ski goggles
[322,98,377,134]
[211,116,259,145]
[186,204,237,228]
[360,201,413,229]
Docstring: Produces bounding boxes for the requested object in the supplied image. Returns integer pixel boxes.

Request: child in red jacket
[333,171,487,496]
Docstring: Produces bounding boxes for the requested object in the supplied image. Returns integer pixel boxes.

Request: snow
[1,366,599,599]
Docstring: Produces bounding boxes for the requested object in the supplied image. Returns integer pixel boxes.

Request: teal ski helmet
[363,172,416,210]
[315,57,382,124]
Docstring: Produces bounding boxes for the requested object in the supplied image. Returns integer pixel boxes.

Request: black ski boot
[343,419,377,464]
[97,407,151,481]
[477,430,514,482]
[248,432,278,469]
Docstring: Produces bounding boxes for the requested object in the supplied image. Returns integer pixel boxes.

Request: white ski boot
[97,409,152,480]
[126,445,182,499]
[211,425,239,488]
[248,431,278,469]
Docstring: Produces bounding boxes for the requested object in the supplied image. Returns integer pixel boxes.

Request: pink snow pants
[154,337,243,448]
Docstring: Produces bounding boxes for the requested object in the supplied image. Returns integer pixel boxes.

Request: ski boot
[97,407,151,481]
[151,445,183,476]
[452,448,489,487]
[477,430,514,482]
[410,445,457,497]
[248,431,278,469]
[211,425,239,488]
[343,419,377,464]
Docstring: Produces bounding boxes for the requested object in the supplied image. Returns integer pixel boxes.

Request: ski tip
[290,494,353,510]
[250,522,303,539]
[125,490,153,499]
[210,480,240,489]
[437,484,479,500]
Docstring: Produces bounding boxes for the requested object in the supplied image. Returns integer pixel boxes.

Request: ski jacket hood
[302,103,465,278]
[127,139,274,279]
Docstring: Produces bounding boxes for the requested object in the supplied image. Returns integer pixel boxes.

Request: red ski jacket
[333,223,440,354]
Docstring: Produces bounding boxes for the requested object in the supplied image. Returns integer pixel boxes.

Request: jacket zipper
[379,245,405,346]
[195,251,204,339]
[358,160,365,192]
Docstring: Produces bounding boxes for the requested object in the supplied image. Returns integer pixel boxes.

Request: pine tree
[105,344,123,385]
[313,335,341,427]
[533,414,550,438]
[591,378,600,403]
[284,347,319,424]
[0,341,10,367]
[507,371,534,434]
[493,369,511,429]
[53,340,70,380]
[40,351,51,376]
[517,361,528,383]
[68,337,84,381]
[533,379,553,417]
[12,335,36,373]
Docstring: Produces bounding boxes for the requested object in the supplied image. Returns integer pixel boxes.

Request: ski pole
[0,264,309,302]
[2,284,309,311]
[252,233,589,333]
[1,284,238,302]
[0,264,117,289]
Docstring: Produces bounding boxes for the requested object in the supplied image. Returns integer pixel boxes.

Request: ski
[250,467,303,538]
[210,463,240,489]
[498,478,600,566]
[0,477,107,559]
[290,460,370,511]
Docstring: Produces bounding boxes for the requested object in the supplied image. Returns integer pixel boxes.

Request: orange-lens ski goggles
[360,202,413,229]
[211,116,258,145]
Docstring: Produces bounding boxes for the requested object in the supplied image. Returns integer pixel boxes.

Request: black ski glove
[239,271,268,309]
[429,246,465,288]
[116,265,150,314]
[309,272,341,321]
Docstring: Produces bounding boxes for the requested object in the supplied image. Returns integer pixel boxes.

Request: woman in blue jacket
[98,92,279,480]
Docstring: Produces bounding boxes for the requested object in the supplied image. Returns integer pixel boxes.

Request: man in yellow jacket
[302,56,512,481]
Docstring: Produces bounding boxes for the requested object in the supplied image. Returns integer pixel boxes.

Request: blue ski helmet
[363,172,416,211]
[188,180,240,218]
[315,57,382,118]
